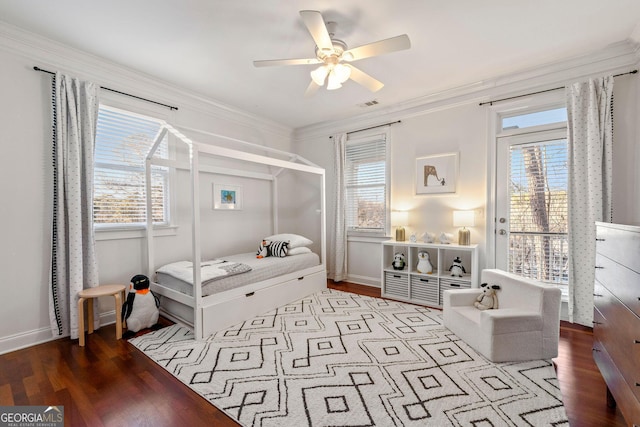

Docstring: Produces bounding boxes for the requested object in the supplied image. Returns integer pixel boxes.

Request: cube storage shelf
[381,240,479,307]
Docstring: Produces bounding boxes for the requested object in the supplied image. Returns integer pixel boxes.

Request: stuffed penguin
[449,256,466,277]
[122,274,159,333]
[416,251,433,274]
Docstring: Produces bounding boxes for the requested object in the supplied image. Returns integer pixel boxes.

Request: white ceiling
[2,1,640,129]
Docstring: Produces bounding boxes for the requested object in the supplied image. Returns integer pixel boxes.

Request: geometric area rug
[130,289,568,426]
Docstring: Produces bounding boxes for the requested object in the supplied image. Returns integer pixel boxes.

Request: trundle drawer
[201,270,326,338]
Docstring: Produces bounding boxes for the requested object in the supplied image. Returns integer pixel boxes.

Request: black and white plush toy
[449,256,466,277]
[122,274,159,333]
[392,252,406,270]
[474,283,500,310]
[256,240,289,258]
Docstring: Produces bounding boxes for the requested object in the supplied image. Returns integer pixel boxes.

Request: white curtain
[49,73,100,339]
[329,133,348,281]
[566,76,613,326]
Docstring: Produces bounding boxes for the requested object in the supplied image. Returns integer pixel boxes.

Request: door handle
[499,229,507,235]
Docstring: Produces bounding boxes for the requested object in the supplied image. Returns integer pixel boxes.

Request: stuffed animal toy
[256,240,289,258]
[256,240,271,258]
[474,283,500,310]
[416,251,433,274]
[392,252,406,270]
[449,256,466,277]
[122,274,159,333]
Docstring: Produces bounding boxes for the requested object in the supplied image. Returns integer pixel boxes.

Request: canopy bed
[144,124,326,340]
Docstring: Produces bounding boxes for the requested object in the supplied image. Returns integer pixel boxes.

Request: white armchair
[443,269,562,362]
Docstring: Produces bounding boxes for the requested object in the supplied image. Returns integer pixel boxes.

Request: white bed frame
[144,123,327,340]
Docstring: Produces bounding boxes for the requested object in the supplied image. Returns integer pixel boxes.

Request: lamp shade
[453,210,475,227]
[391,211,409,226]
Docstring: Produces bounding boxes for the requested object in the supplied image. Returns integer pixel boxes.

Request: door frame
[485,91,566,268]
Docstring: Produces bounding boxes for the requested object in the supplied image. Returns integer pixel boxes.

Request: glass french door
[495,128,569,286]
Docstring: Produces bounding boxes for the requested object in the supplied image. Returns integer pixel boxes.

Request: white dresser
[593,222,640,426]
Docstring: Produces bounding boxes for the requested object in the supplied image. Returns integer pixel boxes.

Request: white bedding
[156,259,251,285]
[155,252,320,297]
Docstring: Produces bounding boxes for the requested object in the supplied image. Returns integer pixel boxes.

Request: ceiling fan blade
[344,34,411,61]
[253,58,321,67]
[300,10,333,53]
[304,80,321,98]
[347,65,384,92]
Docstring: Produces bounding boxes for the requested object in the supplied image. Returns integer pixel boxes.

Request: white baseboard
[345,274,381,288]
[0,310,117,355]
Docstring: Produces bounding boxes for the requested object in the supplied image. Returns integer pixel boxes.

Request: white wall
[0,28,298,353]
[295,103,488,287]
[295,60,640,289]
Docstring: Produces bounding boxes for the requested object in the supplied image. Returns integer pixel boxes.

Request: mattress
[155,252,320,297]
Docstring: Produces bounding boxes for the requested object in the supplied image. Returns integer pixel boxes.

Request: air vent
[358,99,379,108]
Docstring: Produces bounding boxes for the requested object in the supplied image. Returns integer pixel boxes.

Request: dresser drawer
[410,275,438,305]
[595,253,640,318]
[596,224,640,275]
[384,271,408,299]
[594,283,640,400]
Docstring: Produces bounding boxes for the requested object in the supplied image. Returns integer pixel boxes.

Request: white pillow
[263,233,312,248]
[287,246,312,256]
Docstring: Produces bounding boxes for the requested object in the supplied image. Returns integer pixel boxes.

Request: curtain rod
[33,66,179,111]
[478,69,638,106]
[329,120,401,138]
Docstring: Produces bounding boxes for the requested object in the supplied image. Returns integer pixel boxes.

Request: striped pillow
[267,240,289,257]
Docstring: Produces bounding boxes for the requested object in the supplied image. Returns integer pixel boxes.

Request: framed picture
[415,152,458,195]
[213,184,243,210]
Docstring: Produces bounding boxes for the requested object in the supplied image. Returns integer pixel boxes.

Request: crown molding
[294,39,640,141]
[0,20,293,141]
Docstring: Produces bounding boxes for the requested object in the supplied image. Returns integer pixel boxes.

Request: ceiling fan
[253,10,411,96]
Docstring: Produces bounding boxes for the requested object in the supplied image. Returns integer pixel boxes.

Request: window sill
[95,225,177,241]
[347,233,391,243]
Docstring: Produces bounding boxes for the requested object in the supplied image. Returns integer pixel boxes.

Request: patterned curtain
[329,133,348,281]
[49,73,100,339]
[566,76,613,326]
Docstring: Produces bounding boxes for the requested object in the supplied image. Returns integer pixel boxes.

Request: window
[501,107,567,131]
[508,138,568,284]
[344,131,389,234]
[94,105,169,228]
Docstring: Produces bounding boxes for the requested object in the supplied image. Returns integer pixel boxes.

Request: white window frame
[345,127,391,238]
[94,93,176,240]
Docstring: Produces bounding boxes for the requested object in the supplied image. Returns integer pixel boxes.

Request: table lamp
[391,211,409,241]
[453,210,475,245]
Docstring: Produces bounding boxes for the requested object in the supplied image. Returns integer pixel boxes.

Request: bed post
[190,143,203,341]
[145,126,169,279]
[320,171,327,266]
[272,177,278,234]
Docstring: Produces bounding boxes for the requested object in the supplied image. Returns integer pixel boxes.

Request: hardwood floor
[0,281,628,426]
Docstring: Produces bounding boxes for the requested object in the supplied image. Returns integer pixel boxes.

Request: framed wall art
[415,152,458,195]
[213,183,243,210]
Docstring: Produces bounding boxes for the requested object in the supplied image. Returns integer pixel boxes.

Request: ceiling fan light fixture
[326,71,343,90]
[310,65,329,86]
[333,63,351,83]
